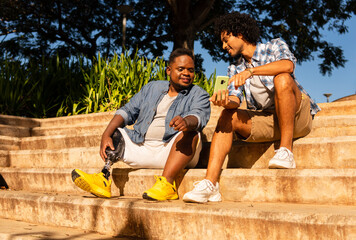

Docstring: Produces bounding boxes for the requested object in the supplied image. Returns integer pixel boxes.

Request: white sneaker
[268,147,296,169]
[182,179,222,203]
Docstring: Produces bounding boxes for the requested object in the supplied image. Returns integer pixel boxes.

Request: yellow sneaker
[142,176,178,201]
[71,169,112,198]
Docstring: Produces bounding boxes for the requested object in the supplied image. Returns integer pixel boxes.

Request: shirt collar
[251,42,263,62]
[166,82,192,96]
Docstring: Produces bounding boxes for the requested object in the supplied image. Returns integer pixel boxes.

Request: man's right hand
[210,90,240,109]
[100,135,114,161]
[210,89,230,107]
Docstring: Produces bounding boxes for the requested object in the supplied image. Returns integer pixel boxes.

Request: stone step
[0,114,39,128]
[0,150,9,167]
[317,100,356,116]
[0,190,354,239]
[0,218,120,240]
[9,136,355,169]
[0,144,19,151]
[17,115,356,149]
[307,116,356,138]
[31,123,107,136]
[4,147,125,168]
[25,114,356,143]
[1,167,355,205]
[0,100,354,132]
[0,136,20,151]
[34,105,223,129]
[36,111,114,128]
[2,102,354,139]
[0,124,31,138]
[203,114,356,142]
[19,134,101,150]
[217,135,356,169]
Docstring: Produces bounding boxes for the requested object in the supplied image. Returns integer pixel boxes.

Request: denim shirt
[227,38,321,115]
[115,80,211,144]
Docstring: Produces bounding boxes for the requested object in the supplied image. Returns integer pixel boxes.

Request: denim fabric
[115,80,211,144]
[227,38,321,115]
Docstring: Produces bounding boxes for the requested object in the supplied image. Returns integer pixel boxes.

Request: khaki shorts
[242,94,313,142]
[118,128,201,169]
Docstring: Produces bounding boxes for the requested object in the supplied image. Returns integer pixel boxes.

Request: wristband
[246,68,254,76]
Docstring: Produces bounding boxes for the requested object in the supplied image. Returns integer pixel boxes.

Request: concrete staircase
[0,101,355,239]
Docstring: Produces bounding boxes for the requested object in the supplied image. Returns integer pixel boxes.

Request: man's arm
[247,59,294,76]
[229,59,294,89]
[177,88,211,131]
[99,84,148,161]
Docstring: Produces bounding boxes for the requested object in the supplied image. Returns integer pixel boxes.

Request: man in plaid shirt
[183,12,320,203]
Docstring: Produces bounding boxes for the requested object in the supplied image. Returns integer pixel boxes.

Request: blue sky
[193,16,356,104]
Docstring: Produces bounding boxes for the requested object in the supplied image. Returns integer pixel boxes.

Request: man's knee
[274,73,295,92]
[174,131,199,156]
[105,129,125,163]
[216,109,250,134]
[176,131,199,144]
[216,109,235,130]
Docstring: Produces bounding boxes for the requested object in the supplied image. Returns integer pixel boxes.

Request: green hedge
[0,51,216,118]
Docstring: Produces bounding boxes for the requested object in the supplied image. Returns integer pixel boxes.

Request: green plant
[69,50,168,115]
[0,50,217,118]
[193,71,216,96]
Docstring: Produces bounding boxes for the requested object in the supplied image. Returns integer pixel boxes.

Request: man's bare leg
[274,73,302,151]
[162,131,199,184]
[205,108,251,185]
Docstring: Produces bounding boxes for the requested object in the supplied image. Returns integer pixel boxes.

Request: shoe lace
[274,147,293,160]
[152,176,176,192]
[193,180,214,191]
[153,175,164,187]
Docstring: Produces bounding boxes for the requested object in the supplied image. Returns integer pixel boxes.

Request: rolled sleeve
[228,82,244,103]
[227,63,244,102]
[181,89,211,131]
[115,83,150,126]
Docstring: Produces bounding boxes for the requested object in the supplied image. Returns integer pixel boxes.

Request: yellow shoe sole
[142,192,178,201]
[71,170,111,198]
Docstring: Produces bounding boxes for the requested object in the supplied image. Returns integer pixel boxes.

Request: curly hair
[169,48,195,65]
[215,12,260,45]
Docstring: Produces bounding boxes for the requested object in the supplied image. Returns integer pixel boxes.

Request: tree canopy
[1,0,355,75]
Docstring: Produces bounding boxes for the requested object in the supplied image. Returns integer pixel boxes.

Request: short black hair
[215,12,260,45]
[168,48,195,65]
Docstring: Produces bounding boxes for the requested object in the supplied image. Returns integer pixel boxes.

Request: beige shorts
[242,94,313,142]
[118,128,201,169]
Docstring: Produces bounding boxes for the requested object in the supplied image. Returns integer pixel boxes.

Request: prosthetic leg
[71,129,125,198]
[101,129,125,179]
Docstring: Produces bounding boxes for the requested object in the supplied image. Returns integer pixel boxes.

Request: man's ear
[166,66,171,76]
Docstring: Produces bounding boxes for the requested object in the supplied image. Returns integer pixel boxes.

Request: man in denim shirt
[72,48,211,201]
[183,12,320,203]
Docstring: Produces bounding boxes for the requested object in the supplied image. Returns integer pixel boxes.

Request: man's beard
[170,79,191,91]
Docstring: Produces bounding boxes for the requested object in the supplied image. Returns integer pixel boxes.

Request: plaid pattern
[227,38,320,115]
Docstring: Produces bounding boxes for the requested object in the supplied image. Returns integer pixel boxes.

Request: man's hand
[228,69,252,89]
[210,89,230,107]
[170,115,198,132]
[100,135,114,161]
[210,90,240,109]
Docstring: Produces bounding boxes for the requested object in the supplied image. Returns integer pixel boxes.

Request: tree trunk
[167,0,215,52]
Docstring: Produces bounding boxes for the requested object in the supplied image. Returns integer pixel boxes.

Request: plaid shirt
[227,38,320,115]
